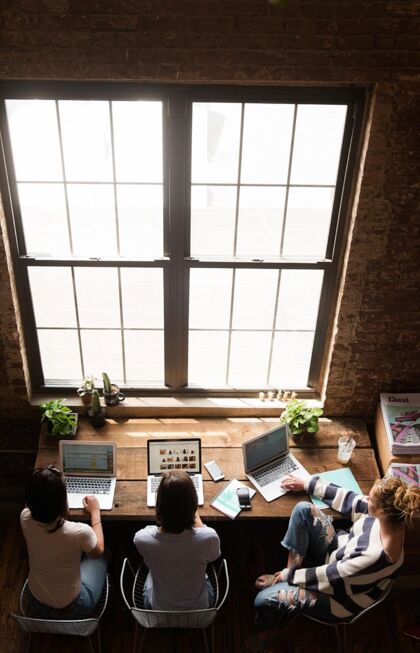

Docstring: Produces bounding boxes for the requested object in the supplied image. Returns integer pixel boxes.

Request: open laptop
[243,424,310,502]
[147,438,204,507]
[59,440,117,510]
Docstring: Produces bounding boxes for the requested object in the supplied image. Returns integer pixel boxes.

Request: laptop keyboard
[65,477,112,495]
[253,457,298,487]
[151,475,200,493]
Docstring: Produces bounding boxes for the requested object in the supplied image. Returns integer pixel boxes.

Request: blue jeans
[254,502,336,629]
[29,552,109,619]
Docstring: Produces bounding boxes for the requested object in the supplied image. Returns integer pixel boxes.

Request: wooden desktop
[35,416,379,521]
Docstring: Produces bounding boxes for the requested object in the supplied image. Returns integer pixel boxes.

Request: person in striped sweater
[246,473,420,652]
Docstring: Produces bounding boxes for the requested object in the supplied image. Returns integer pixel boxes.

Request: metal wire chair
[120,558,229,653]
[301,581,394,653]
[10,574,110,653]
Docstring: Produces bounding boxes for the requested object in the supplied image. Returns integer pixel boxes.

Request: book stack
[379,393,420,455]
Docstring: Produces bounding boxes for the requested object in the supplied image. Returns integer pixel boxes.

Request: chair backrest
[10,574,109,638]
[120,557,229,631]
[130,606,218,629]
[9,613,100,637]
[303,579,394,627]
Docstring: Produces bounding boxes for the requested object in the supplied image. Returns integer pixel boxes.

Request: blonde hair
[373,476,420,528]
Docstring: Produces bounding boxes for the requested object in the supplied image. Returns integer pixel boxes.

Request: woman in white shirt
[20,465,109,618]
[134,470,221,610]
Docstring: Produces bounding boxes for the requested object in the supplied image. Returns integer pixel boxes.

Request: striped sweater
[286,477,403,618]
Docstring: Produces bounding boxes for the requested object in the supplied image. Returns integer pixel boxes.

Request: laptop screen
[243,425,289,472]
[61,442,115,476]
[148,439,201,475]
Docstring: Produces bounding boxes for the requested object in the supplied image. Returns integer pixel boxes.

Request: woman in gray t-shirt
[134,470,221,610]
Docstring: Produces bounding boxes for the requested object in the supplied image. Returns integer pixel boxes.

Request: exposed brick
[0,0,418,427]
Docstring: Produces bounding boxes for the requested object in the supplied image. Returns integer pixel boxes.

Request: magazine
[211,479,256,519]
[379,393,420,455]
[390,463,420,487]
[310,468,362,509]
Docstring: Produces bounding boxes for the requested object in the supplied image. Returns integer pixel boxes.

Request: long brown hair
[155,471,197,533]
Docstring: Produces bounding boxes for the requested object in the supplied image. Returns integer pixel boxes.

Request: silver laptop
[59,440,117,510]
[147,438,204,507]
[243,425,310,502]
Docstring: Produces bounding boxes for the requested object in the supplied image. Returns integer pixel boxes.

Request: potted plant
[280,398,323,438]
[88,390,106,428]
[102,372,125,407]
[77,374,96,406]
[40,399,78,439]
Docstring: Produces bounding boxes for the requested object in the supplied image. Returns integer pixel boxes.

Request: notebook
[146,438,204,507]
[59,440,117,510]
[242,424,310,502]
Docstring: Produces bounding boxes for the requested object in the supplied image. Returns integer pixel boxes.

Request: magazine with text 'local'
[379,393,420,455]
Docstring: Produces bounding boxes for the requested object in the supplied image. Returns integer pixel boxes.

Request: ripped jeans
[254,502,336,629]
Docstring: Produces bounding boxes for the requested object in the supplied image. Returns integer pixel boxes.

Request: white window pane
[67,184,117,257]
[229,332,271,387]
[191,185,236,256]
[191,103,241,184]
[117,185,163,257]
[282,187,334,258]
[38,329,82,381]
[81,330,123,383]
[28,267,77,328]
[241,104,294,184]
[75,268,120,328]
[113,101,163,183]
[18,183,70,256]
[121,268,163,328]
[276,270,324,330]
[232,269,278,330]
[59,101,112,182]
[125,330,164,383]
[189,331,229,386]
[189,269,232,329]
[6,100,62,182]
[290,105,347,185]
[270,331,315,388]
[236,187,286,257]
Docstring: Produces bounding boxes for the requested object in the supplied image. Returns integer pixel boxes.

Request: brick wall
[0,0,419,427]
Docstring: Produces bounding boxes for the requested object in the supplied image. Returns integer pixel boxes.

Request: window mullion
[165,95,189,388]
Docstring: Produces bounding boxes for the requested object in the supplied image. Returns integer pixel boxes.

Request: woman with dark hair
[134,470,221,610]
[21,466,108,618]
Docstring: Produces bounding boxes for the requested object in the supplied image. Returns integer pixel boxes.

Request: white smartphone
[204,460,224,481]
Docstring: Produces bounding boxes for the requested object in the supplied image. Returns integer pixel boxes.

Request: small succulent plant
[102,372,112,394]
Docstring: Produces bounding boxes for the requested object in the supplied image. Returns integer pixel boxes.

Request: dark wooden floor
[1,517,419,653]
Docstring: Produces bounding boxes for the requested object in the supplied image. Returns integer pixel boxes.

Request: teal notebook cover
[310,467,363,509]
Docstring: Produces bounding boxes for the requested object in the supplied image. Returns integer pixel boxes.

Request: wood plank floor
[1,518,419,653]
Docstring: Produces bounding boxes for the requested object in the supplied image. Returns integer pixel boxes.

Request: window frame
[0,81,367,396]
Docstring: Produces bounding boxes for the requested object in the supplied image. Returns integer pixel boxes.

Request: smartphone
[204,460,224,481]
[237,487,252,510]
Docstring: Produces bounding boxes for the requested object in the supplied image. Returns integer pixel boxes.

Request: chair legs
[334,623,348,653]
[134,624,147,653]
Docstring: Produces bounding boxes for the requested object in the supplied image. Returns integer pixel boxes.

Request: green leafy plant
[280,399,323,435]
[40,399,77,437]
[102,372,112,394]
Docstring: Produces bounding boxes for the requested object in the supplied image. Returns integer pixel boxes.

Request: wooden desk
[35,417,379,521]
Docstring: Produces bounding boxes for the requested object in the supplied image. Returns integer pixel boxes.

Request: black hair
[25,466,68,532]
[155,470,197,533]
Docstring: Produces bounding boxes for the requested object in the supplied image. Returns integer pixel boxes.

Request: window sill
[31,394,323,418]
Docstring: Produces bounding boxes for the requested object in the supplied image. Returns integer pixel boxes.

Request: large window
[0,83,365,394]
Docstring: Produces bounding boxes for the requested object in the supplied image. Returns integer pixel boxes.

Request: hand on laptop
[83,495,100,514]
[280,475,306,492]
